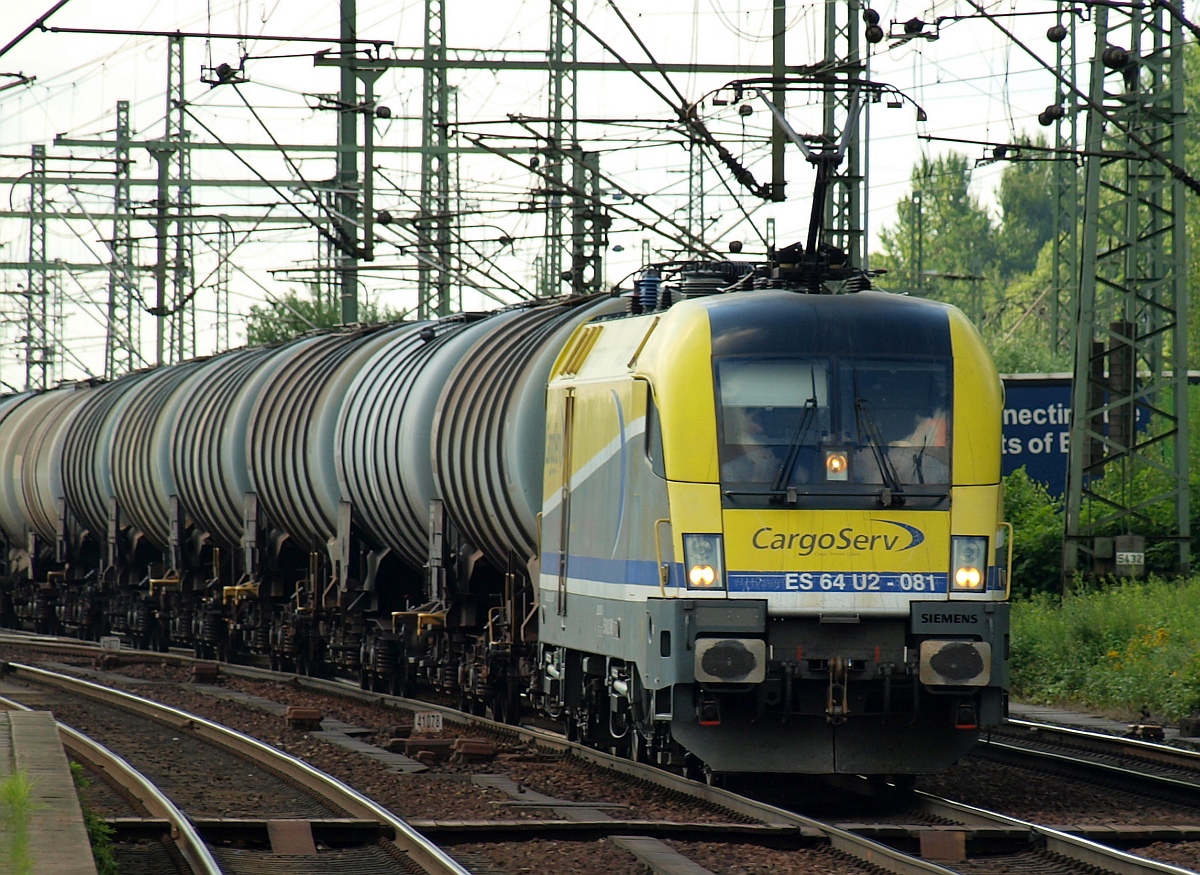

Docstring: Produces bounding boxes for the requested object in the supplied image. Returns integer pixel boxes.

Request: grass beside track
[1012,575,1200,722]
[0,771,34,874]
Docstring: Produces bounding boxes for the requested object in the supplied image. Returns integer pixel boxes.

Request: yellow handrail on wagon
[222,581,259,605]
[149,576,180,596]
[391,610,446,634]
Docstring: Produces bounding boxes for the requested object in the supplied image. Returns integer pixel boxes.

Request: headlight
[951,536,988,592]
[683,533,725,591]
[825,449,848,481]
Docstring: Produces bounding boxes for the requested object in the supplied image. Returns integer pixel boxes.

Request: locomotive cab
[539,285,1009,776]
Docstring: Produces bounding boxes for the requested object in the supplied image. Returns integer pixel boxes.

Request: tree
[994,140,1055,278]
[1185,41,1200,367]
[874,147,1064,354]
[244,290,404,345]
[875,152,999,323]
[877,152,998,281]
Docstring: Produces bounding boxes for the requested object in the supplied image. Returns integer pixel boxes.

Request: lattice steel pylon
[540,0,578,299]
[337,0,361,324]
[24,145,53,390]
[418,0,454,317]
[820,0,865,267]
[1050,4,1080,355]
[1063,3,1190,577]
[105,101,139,378]
[168,35,195,361]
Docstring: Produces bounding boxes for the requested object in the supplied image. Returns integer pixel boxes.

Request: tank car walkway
[0,710,96,874]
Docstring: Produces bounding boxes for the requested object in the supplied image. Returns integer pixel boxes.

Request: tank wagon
[0,256,1010,778]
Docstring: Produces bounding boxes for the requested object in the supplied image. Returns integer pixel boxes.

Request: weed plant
[71,762,119,875]
[0,771,34,874]
[1012,575,1200,720]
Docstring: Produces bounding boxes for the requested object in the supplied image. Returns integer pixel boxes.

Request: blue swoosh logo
[877,519,924,551]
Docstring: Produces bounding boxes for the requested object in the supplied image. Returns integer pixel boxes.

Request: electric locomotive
[536,267,1009,775]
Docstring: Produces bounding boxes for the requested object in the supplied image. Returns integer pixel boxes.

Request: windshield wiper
[853,396,905,507]
[913,435,929,485]
[771,398,817,495]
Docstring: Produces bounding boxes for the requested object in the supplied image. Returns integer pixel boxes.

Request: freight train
[0,253,1010,778]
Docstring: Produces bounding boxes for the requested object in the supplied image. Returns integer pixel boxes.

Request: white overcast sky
[0,0,1082,380]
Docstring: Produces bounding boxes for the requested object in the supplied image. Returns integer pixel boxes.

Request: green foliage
[994,141,1056,278]
[874,147,1061,354]
[990,338,1070,375]
[1185,42,1200,366]
[1011,576,1200,721]
[0,771,34,874]
[1078,385,1200,575]
[1003,468,1064,597]
[876,152,999,297]
[71,761,119,875]
[244,289,404,345]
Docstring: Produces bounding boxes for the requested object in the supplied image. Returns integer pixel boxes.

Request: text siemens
[753,526,901,556]
[920,612,979,624]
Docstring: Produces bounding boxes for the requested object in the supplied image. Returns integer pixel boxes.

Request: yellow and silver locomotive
[537,265,1009,775]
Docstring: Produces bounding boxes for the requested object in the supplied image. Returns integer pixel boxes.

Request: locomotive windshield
[716,356,950,508]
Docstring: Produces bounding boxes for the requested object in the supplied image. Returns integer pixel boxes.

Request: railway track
[2,633,1198,875]
[0,690,218,873]
[990,719,1200,793]
[899,790,1197,875]
[0,635,941,874]
[0,660,470,874]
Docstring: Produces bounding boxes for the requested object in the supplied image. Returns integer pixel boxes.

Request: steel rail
[0,692,223,875]
[979,738,1200,798]
[5,662,472,875]
[981,719,1200,809]
[1003,717,1200,769]
[913,791,1198,875]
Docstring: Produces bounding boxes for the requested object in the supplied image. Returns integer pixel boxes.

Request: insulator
[633,270,661,312]
[866,24,885,44]
[1038,105,1065,126]
[1102,45,1130,69]
[1047,23,1067,43]
[904,17,925,35]
[863,8,880,25]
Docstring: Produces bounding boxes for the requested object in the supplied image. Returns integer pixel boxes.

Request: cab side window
[645,393,666,479]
